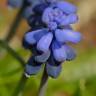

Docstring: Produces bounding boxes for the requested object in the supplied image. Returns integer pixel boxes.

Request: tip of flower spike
[46,63,62,78]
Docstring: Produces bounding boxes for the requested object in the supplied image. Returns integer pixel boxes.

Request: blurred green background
[0,0,96,96]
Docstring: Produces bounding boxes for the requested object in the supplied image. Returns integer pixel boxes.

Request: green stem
[0,40,25,67]
[38,66,49,96]
[5,1,27,42]
[12,74,28,96]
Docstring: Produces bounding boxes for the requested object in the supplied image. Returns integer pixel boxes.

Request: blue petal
[25,28,48,45]
[48,22,57,30]
[34,50,50,63]
[22,37,33,49]
[55,29,81,43]
[42,7,54,24]
[37,32,53,52]
[56,1,77,14]
[46,63,62,78]
[59,14,78,26]
[25,64,42,75]
[52,40,67,62]
[63,45,76,61]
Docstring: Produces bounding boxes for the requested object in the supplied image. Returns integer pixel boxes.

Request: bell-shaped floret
[25,56,42,76]
[25,28,48,45]
[52,40,67,62]
[55,29,81,43]
[46,63,62,78]
[37,32,53,52]
[59,14,78,26]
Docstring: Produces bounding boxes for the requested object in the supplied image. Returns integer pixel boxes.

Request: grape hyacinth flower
[22,0,82,78]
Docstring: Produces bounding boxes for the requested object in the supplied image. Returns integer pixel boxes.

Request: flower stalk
[5,0,27,42]
[38,66,49,96]
[0,40,25,67]
[12,74,28,96]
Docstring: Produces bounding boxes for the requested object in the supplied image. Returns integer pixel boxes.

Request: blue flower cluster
[8,0,81,78]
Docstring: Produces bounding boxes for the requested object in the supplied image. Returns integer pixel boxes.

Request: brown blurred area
[0,0,96,49]
[77,0,96,48]
[69,0,96,49]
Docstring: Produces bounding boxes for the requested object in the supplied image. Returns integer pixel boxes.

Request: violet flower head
[22,0,82,78]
